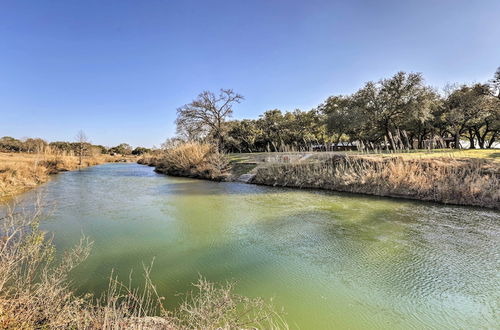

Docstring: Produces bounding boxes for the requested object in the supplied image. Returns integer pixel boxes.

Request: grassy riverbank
[0,152,133,199]
[250,153,499,209]
[139,147,499,209]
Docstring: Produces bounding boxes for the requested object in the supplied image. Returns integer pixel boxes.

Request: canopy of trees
[109,143,133,155]
[173,69,500,152]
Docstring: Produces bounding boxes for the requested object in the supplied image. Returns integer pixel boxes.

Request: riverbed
[14,163,500,329]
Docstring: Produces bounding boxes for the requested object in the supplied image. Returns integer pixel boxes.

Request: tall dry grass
[0,148,118,198]
[0,198,287,329]
[252,154,500,209]
[141,142,230,181]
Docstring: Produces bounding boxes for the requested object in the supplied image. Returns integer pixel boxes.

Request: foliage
[180,69,499,153]
[132,146,151,155]
[109,143,133,155]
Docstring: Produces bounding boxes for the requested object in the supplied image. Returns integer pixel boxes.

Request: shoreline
[139,152,500,210]
[0,152,137,201]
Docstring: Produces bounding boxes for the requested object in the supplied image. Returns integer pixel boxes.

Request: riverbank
[140,149,499,209]
[251,154,500,209]
[0,152,135,199]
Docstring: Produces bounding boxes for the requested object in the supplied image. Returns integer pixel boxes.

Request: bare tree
[175,89,244,150]
[75,130,89,166]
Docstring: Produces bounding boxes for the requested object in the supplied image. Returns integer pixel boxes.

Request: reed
[141,142,230,181]
[252,154,500,209]
[0,149,118,198]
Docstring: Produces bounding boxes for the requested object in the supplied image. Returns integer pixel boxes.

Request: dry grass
[252,154,500,209]
[0,198,287,329]
[370,148,500,161]
[0,150,119,199]
[140,143,230,181]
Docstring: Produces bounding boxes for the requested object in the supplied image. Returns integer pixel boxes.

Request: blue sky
[1,0,499,147]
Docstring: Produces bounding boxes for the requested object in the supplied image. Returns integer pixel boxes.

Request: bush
[154,142,230,181]
[132,147,151,155]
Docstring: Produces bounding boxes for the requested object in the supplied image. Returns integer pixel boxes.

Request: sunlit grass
[373,149,500,161]
[0,151,121,198]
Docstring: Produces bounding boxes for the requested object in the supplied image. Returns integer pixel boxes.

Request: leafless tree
[75,130,89,166]
[175,89,244,150]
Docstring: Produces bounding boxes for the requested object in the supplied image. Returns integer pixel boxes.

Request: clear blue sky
[1,0,499,147]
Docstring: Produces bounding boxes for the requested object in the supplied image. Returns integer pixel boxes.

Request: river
[14,163,500,329]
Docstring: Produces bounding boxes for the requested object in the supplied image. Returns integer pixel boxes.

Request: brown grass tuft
[0,150,122,199]
[141,143,230,181]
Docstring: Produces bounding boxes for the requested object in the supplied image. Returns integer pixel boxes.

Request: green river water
[14,163,500,329]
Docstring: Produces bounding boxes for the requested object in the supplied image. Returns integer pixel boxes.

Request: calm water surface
[15,163,500,329]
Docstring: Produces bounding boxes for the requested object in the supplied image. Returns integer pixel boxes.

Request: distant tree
[176,89,244,150]
[109,143,132,155]
[23,138,47,153]
[93,145,108,154]
[442,84,493,148]
[49,141,74,153]
[75,130,89,165]
[353,72,436,150]
[320,95,358,149]
[161,137,184,150]
[131,147,151,155]
[0,136,23,152]
[225,120,262,152]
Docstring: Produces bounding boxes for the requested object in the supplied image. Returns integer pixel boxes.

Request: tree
[23,138,47,153]
[320,95,358,149]
[224,120,261,152]
[0,136,23,152]
[131,147,151,155]
[175,89,244,150]
[442,84,493,149]
[75,130,89,165]
[109,143,132,155]
[353,72,435,150]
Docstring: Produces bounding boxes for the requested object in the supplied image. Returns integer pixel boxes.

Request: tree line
[0,135,150,156]
[174,68,500,152]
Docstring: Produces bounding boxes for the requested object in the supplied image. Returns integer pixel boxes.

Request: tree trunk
[386,129,396,151]
[468,128,475,149]
[333,134,342,151]
[79,144,83,166]
[454,133,461,149]
[487,131,497,148]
